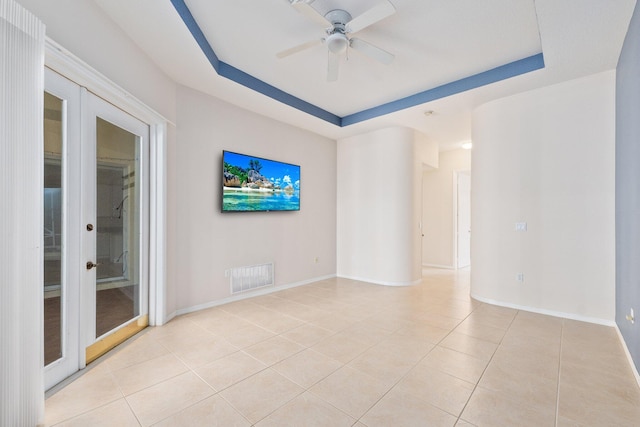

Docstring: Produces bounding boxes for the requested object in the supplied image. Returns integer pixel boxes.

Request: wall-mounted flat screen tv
[222,150,300,212]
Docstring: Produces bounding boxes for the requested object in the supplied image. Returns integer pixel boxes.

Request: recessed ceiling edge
[170,0,544,128]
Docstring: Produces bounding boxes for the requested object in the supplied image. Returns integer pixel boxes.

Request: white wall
[173,86,337,311]
[337,127,436,286]
[422,149,472,268]
[17,0,177,123]
[415,131,440,170]
[471,71,616,322]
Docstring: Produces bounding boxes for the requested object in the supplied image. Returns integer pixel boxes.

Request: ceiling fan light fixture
[326,32,349,54]
[279,2,396,81]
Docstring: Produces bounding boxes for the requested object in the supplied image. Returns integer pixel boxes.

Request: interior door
[456,171,471,269]
[82,91,150,364]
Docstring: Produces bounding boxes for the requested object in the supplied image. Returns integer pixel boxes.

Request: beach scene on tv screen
[223,151,300,211]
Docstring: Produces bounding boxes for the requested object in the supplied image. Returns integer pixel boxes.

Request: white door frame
[45,38,167,329]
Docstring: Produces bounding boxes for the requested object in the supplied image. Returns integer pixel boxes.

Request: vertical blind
[0,0,45,425]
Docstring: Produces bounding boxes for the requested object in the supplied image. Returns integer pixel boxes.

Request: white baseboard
[470,293,615,326]
[423,263,456,270]
[614,325,640,389]
[173,274,336,317]
[158,276,640,390]
[158,311,176,326]
[336,274,421,287]
[471,293,640,388]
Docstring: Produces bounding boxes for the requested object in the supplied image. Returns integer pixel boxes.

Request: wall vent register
[229,263,274,294]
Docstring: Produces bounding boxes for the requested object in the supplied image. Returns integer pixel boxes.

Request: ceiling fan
[277,0,396,81]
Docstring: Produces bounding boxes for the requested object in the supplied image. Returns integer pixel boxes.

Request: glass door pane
[95,117,141,337]
[43,92,64,366]
[44,68,82,391]
[83,91,149,365]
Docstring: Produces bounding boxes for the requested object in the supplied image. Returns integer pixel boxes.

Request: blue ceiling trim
[171,0,545,129]
[170,0,220,72]
[217,62,342,126]
[341,53,545,126]
[171,0,340,126]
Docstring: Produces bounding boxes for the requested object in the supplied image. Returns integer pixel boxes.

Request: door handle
[86,261,101,270]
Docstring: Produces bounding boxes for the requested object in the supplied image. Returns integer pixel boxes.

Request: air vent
[229,263,274,294]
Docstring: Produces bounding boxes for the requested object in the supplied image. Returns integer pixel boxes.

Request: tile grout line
[187,305,361,426]
[416,302,485,425]
[122,395,144,427]
[301,289,480,425]
[350,298,491,425]
[267,305,405,425]
[155,292,463,426]
[46,362,127,426]
[453,309,519,425]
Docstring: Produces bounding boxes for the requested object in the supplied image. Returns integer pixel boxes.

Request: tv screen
[222,151,300,212]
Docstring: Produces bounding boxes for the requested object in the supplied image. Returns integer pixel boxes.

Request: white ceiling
[95,0,636,150]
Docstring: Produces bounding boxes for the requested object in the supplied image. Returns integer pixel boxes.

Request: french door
[44,69,150,389]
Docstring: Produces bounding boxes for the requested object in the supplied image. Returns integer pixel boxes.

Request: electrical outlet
[627,308,635,324]
[516,273,524,282]
[515,222,527,232]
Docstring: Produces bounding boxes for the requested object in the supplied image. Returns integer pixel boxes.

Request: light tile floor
[45,268,640,426]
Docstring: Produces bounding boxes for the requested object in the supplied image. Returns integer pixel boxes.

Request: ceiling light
[461,141,473,150]
[326,32,349,54]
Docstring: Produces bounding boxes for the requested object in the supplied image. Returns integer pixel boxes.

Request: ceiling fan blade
[346,1,396,33]
[327,51,339,82]
[290,0,331,27]
[350,38,394,64]
[276,39,322,59]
